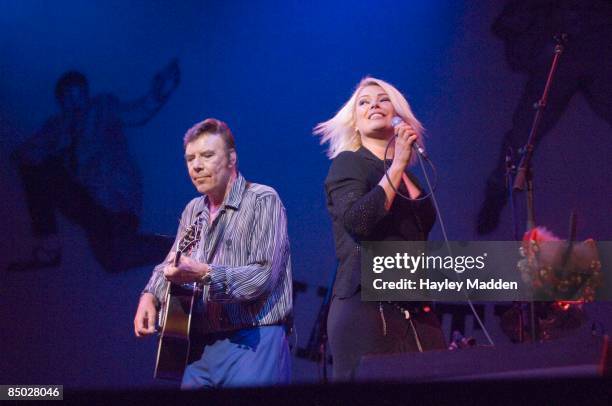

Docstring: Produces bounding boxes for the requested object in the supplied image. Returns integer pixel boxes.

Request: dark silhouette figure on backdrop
[8,59,181,272]
[477,0,612,235]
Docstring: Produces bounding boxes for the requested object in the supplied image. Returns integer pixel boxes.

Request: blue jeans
[181,325,291,389]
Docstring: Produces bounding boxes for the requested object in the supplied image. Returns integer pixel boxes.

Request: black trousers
[18,158,171,272]
[327,291,446,381]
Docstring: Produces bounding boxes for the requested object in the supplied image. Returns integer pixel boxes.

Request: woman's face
[354,84,396,139]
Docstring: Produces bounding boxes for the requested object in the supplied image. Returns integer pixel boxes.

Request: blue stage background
[1,1,610,388]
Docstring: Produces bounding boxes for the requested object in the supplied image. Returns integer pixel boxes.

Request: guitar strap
[204,208,232,265]
[202,181,246,263]
[173,202,235,287]
[191,207,234,339]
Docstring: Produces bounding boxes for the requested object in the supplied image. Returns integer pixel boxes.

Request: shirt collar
[224,172,246,209]
[197,172,246,217]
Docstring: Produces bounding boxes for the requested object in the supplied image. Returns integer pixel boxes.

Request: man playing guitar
[133,118,293,389]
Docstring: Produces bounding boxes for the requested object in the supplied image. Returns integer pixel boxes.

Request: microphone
[391,116,428,159]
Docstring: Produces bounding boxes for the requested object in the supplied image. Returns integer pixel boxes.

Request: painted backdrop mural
[1,0,610,388]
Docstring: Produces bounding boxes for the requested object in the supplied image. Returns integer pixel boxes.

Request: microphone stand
[506,147,519,242]
[512,33,567,342]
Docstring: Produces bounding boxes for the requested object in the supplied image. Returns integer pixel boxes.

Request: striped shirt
[143,173,292,333]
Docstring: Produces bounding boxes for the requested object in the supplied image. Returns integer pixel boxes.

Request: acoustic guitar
[154,251,201,380]
[153,212,227,380]
[153,215,206,380]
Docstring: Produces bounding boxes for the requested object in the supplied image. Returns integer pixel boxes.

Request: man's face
[59,85,88,114]
[185,134,236,198]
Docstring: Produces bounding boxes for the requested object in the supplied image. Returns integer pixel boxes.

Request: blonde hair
[314,77,424,165]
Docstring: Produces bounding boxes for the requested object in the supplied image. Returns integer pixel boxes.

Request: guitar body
[152,213,216,380]
[154,283,198,380]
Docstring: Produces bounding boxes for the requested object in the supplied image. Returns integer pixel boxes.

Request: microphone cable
[383,135,496,347]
